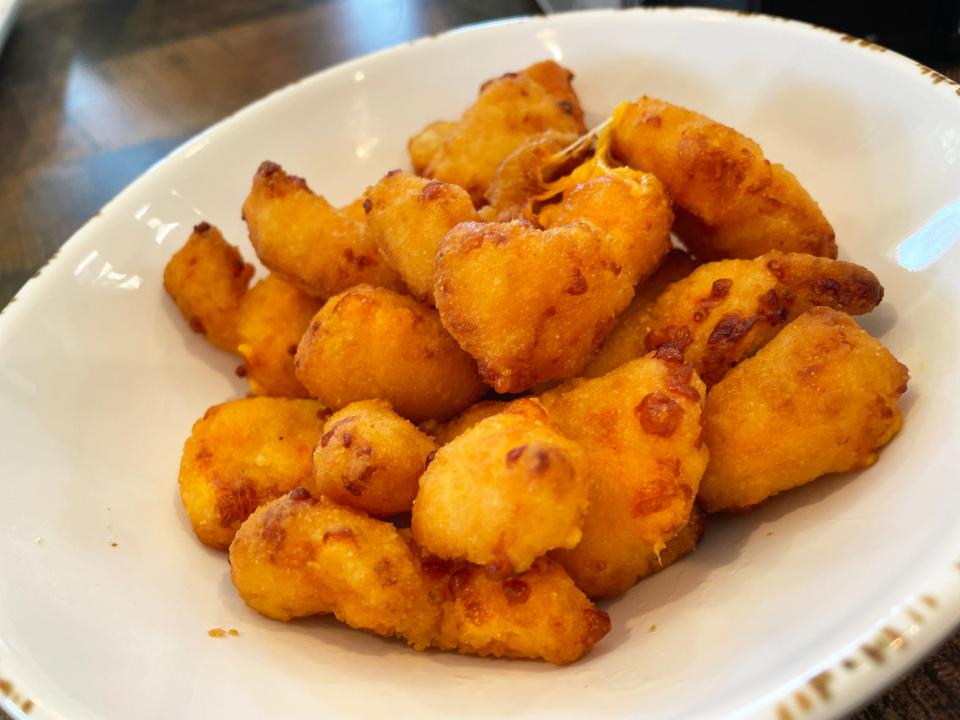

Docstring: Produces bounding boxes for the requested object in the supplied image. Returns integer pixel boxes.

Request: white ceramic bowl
[2,8,959,720]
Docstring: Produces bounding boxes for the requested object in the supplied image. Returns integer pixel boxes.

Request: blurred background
[1,1,959,718]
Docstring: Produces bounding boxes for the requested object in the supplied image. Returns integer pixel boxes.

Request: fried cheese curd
[242,161,403,298]
[236,273,322,398]
[481,130,578,220]
[699,307,908,512]
[178,397,328,550]
[364,171,477,305]
[230,490,610,663]
[163,222,254,352]
[540,351,708,598]
[420,553,611,664]
[409,60,586,204]
[311,400,437,517]
[425,399,509,445]
[408,120,457,175]
[645,251,883,385]
[604,504,707,588]
[436,169,673,392]
[583,249,701,378]
[230,490,436,646]
[412,399,589,574]
[294,285,486,423]
[610,97,837,260]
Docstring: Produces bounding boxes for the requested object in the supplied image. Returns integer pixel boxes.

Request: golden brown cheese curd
[437,218,632,392]
[540,351,708,598]
[236,274,322,398]
[618,504,707,585]
[421,554,611,665]
[163,222,254,352]
[645,251,883,385]
[411,60,585,204]
[311,400,437,517]
[408,120,457,175]
[540,168,672,270]
[230,490,438,648]
[610,97,837,260]
[583,249,701,378]
[436,169,672,392]
[698,307,908,512]
[364,171,477,305]
[178,397,328,550]
[426,400,509,445]
[660,504,706,568]
[413,399,589,574]
[482,130,577,220]
[242,161,403,298]
[339,196,369,223]
[231,490,611,664]
[295,285,486,423]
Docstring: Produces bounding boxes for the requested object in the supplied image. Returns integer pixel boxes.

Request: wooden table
[1,1,958,718]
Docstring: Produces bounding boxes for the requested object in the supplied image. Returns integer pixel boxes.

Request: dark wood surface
[0,1,958,718]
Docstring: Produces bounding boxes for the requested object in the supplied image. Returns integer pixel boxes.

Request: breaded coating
[583,249,701,378]
[428,400,509,445]
[411,60,586,203]
[540,169,672,269]
[541,351,709,598]
[364,171,477,305]
[436,170,672,392]
[616,504,707,586]
[230,491,438,648]
[242,161,403,298]
[236,274,322,398]
[231,490,611,663]
[483,130,577,220]
[421,555,611,665]
[295,285,486,422]
[522,60,585,116]
[339,196,368,223]
[610,97,837,260]
[311,400,437,517]
[699,307,908,512]
[408,120,457,175]
[412,399,589,574]
[659,504,706,568]
[645,251,883,385]
[178,398,328,550]
[163,222,254,352]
